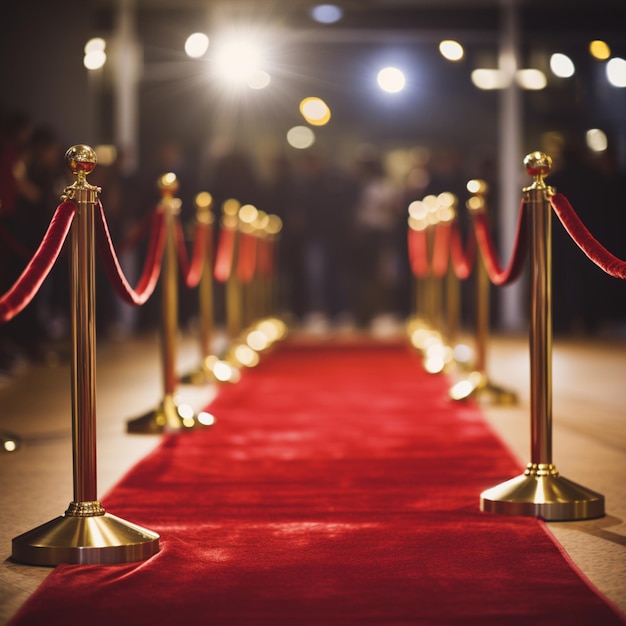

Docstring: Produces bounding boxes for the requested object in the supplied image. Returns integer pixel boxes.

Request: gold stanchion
[450,180,517,403]
[180,192,218,385]
[12,145,160,565]
[127,174,215,433]
[480,152,604,521]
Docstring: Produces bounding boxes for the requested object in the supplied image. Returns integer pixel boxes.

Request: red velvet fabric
[408,228,429,278]
[9,343,625,625]
[0,201,75,324]
[175,218,210,289]
[450,221,476,280]
[95,201,166,306]
[550,193,626,279]
[472,201,528,286]
[237,232,257,283]
[431,223,450,278]
[214,226,235,283]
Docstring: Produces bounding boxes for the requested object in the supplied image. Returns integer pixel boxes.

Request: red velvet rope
[550,193,626,280]
[408,228,429,279]
[95,200,166,305]
[472,199,528,286]
[237,232,258,283]
[449,222,476,280]
[431,223,451,278]
[257,237,274,278]
[0,226,32,261]
[214,226,236,283]
[0,201,76,324]
[175,218,210,289]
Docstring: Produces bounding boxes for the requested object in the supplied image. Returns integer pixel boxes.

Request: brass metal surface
[450,180,517,404]
[12,510,159,566]
[12,146,160,565]
[478,154,604,520]
[480,464,605,521]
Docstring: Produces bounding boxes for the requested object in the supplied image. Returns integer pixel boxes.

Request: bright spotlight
[185,32,209,58]
[377,67,406,93]
[212,32,266,89]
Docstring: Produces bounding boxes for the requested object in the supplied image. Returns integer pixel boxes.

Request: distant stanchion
[480,152,604,521]
[449,180,517,404]
[12,145,160,565]
[223,205,287,371]
[406,193,463,374]
[127,174,215,433]
[180,192,219,385]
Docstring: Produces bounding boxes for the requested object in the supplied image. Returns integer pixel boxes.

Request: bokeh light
[606,58,626,87]
[299,97,331,126]
[377,67,406,93]
[310,4,343,24]
[550,53,575,78]
[185,32,209,58]
[589,40,611,60]
[439,40,464,61]
[287,126,316,149]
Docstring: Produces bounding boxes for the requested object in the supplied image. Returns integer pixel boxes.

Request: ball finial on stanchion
[65,144,97,176]
[158,172,179,197]
[524,151,551,178]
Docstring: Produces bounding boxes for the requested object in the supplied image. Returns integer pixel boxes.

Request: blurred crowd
[1,108,625,380]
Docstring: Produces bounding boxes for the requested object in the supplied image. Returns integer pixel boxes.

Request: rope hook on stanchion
[11,145,160,565]
[480,152,604,521]
[450,180,517,404]
[127,174,215,433]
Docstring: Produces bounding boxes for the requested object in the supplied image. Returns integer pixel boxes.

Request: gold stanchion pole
[450,180,517,403]
[406,200,435,352]
[127,174,215,433]
[181,192,217,385]
[12,145,160,565]
[480,152,604,520]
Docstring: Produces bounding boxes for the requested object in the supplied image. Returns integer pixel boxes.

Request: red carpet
[9,341,625,625]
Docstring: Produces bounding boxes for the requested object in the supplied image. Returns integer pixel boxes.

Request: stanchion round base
[127,396,216,434]
[480,470,605,521]
[11,512,160,566]
[450,371,518,405]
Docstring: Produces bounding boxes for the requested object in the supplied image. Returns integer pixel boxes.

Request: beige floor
[0,327,625,624]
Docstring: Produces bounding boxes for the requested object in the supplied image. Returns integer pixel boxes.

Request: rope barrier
[472,199,529,286]
[550,193,626,280]
[175,217,210,289]
[449,222,475,280]
[408,227,429,279]
[237,231,258,283]
[0,201,76,323]
[214,223,236,283]
[431,222,451,278]
[95,199,167,306]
